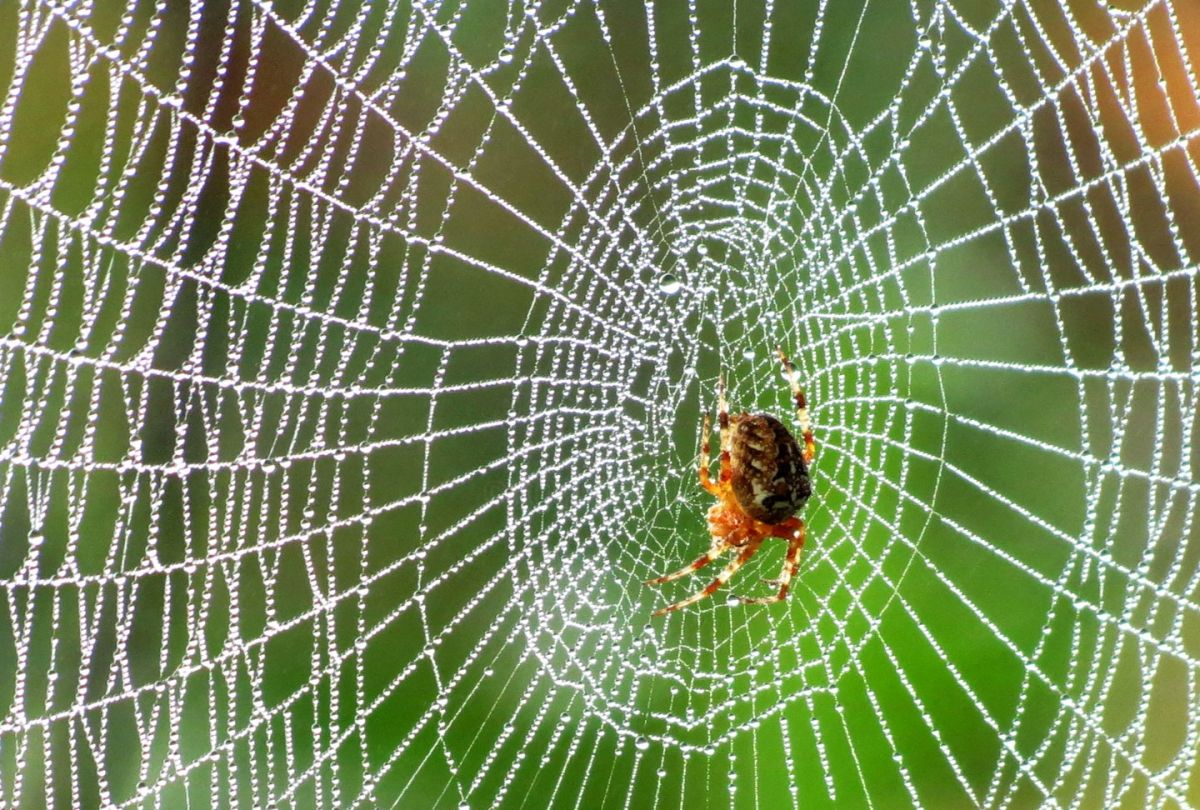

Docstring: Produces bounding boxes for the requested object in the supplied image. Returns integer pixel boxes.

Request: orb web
[0,0,1198,807]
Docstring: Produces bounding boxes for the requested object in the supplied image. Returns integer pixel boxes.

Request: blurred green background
[1,0,1198,807]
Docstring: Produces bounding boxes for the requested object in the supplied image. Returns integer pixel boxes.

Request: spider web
[1,0,1199,806]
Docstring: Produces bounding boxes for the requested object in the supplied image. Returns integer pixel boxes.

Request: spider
[646,348,816,617]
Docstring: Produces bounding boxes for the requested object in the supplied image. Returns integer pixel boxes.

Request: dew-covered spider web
[2,0,1200,807]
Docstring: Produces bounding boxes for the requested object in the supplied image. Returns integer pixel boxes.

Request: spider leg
[742,519,806,605]
[698,413,719,496]
[645,539,728,585]
[777,347,816,465]
[717,371,733,484]
[652,537,763,617]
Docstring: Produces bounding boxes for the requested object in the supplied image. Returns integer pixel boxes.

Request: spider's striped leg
[652,537,763,617]
[698,413,719,495]
[717,371,733,484]
[645,539,728,585]
[743,519,806,605]
[777,347,816,464]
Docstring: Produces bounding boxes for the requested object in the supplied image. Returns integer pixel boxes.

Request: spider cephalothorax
[647,348,816,616]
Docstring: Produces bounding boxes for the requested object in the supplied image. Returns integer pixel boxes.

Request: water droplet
[919,35,932,50]
[499,46,514,63]
[697,244,709,256]
[29,532,44,548]
[658,274,682,296]
[743,348,756,361]
[635,736,650,751]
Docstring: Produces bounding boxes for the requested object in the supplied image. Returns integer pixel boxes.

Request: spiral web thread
[1,0,1199,807]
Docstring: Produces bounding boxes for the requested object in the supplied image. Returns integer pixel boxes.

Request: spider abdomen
[729,413,811,524]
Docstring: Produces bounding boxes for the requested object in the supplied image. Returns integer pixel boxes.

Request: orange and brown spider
[646,347,816,617]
